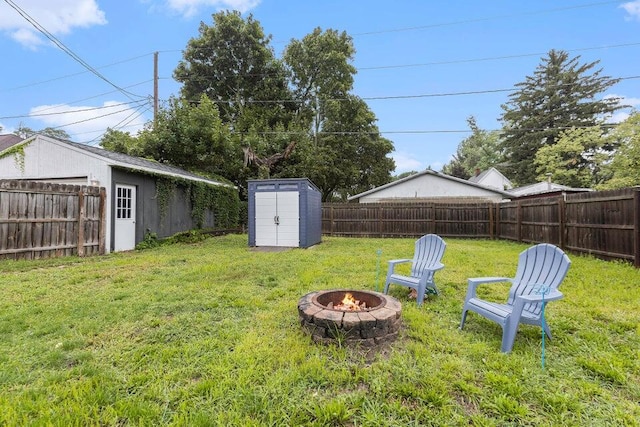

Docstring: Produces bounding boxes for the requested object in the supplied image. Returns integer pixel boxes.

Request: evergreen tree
[500,50,622,185]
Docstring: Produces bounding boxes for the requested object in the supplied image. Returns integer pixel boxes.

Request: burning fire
[333,292,367,311]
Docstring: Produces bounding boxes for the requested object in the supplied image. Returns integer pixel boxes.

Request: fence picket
[0,180,104,260]
[323,188,640,266]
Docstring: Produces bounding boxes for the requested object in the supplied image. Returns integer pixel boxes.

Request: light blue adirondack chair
[384,234,446,306]
[460,243,571,353]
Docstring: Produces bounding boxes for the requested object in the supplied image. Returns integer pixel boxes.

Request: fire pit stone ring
[298,289,402,347]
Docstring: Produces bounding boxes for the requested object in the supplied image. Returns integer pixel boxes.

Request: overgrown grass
[1,235,638,426]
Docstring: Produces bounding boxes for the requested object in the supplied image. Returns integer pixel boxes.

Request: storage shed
[248,178,322,248]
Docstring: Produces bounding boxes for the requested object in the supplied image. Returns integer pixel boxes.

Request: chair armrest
[518,290,564,303]
[468,277,512,285]
[387,259,411,269]
[464,277,512,300]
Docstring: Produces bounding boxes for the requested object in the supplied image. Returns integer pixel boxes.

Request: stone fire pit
[298,289,402,347]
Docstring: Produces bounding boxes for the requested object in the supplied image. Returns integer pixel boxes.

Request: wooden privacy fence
[0,180,105,260]
[323,187,640,267]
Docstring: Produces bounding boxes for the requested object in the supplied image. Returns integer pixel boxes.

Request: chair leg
[460,309,468,330]
[416,286,426,307]
[383,280,390,294]
[501,318,519,353]
[542,319,553,340]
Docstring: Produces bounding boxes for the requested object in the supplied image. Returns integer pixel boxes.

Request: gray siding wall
[111,169,216,249]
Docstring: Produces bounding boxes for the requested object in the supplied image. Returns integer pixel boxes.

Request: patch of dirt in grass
[453,391,480,417]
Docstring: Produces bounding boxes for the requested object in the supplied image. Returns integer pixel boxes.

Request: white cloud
[392,152,423,174]
[603,94,640,123]
[0,122,14,134]
[30,101,149,142]
[620,1,640,20]
[0,0,106,48]
[164,0,261,17]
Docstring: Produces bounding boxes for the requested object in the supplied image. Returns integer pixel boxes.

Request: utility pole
[153,51,159,124]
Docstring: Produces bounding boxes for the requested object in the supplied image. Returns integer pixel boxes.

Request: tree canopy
[533,126,610,188]
[13,125,70,140]
[442,116,503,179]
[143,15,394,201]
[500,49,622,185]
[174,11,294,128]
[598,112,640,189]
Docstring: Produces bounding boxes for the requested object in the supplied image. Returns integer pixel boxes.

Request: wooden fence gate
[0,180,105,260]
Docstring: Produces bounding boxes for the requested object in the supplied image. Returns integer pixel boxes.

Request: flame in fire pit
[333,292,367,311]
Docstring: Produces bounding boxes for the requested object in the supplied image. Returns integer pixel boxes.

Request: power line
[84,105,153,146]
[357,42,640,71]
[0,52,154,93]
[48,102,152,130]
[0,99,149,120]
[3,0,147,102]
[170,75,640,106]
[26,81,154,115]
[163,41,640,80]
[349,1,626,37]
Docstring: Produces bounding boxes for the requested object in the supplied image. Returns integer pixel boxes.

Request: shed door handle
[274,215,279,225]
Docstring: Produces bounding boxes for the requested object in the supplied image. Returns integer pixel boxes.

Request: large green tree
[442,116,503,179]
[500,50,622,185]
[174,11,295,128]
[598,112,640,189]
[283,29,394,200]
[534,126,610,188]
[287,96,394,200]
[101,96,239,185]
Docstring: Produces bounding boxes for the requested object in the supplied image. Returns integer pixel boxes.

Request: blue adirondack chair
[384,234,446,306]
[459,243,571,353]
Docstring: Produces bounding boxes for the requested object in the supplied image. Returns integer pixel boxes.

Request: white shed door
[114,184,136,251]
[255,191,299,247]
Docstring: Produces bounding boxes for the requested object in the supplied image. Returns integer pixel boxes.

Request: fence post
[495,202,500,239]
[489,202,494,239]
[329,204,334,236]
[558,195,566,250]
[378,204,383,237]
[98,187,106,255]
[429,202,435,234]
[517,201,522,243]
[635,190,640,268]
[77,190,85,257]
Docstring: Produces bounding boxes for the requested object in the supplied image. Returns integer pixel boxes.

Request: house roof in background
[507,181,592,198]
[0,134,24,152]
[468,167,512,185]
[348,169,512,201]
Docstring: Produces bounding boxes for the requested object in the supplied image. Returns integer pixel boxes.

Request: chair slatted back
[410,234,446,277]
[507,244,571,315]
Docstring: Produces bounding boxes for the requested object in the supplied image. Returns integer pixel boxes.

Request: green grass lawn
[1,234,639,426]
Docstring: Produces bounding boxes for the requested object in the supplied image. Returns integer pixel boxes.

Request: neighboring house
[0,134,23,152]
[0,134,235,253]
[348,169,512,203]
[468,167,512,191]
[507,181,592,199]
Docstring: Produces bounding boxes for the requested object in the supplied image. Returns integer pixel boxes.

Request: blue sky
[1,0,639,174]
